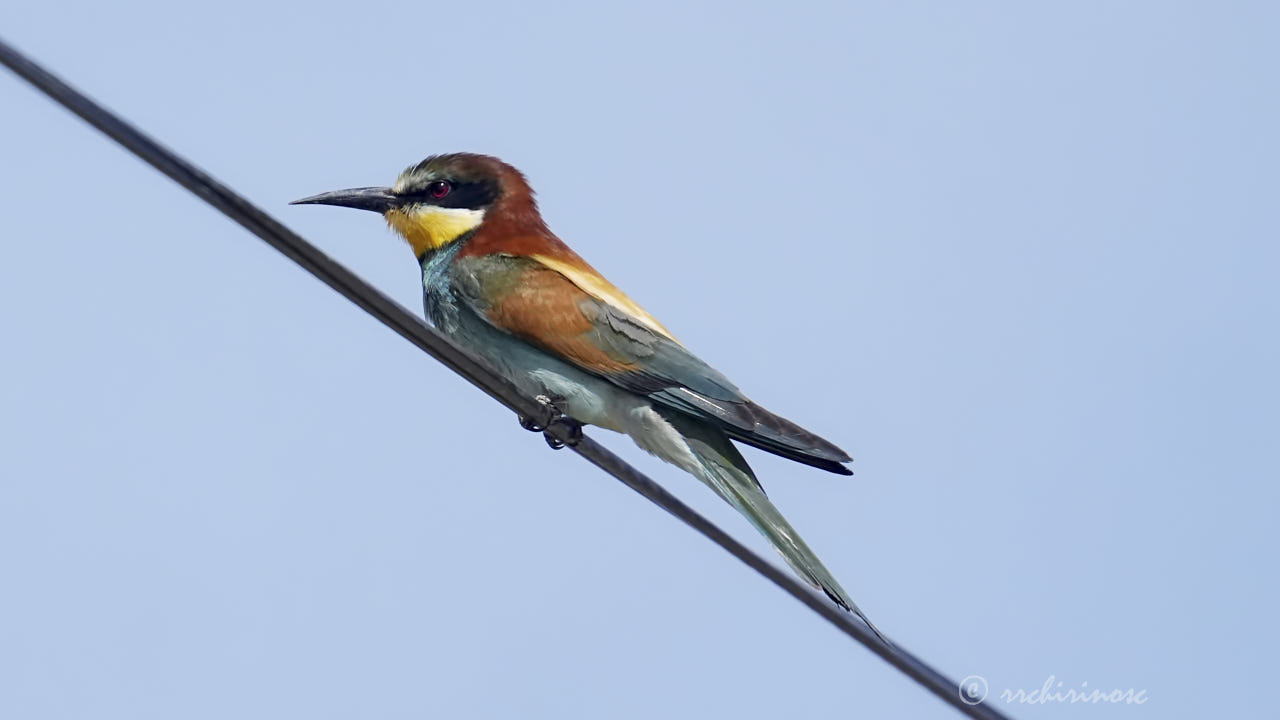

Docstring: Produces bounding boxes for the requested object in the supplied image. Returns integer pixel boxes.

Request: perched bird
[293,153,880,637]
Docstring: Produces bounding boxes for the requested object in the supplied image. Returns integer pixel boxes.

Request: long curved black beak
[290,186,398,213]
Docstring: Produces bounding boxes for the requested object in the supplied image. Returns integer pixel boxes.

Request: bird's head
[291,153,541,258]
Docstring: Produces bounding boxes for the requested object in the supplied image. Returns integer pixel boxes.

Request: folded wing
[452,253,852,474]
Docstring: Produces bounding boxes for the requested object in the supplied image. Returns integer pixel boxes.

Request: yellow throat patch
[386,205,486,256]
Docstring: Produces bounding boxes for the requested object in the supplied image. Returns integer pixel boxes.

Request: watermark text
[959,675,1148,706]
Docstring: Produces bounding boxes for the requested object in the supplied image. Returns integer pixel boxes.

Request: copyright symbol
[959,675,989,705]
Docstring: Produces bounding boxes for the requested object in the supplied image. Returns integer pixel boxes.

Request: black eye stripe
[399,179,498,209]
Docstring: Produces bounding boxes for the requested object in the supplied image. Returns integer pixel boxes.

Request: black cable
[0,36,1013,720]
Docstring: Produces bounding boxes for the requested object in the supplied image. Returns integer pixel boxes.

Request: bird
[292,153,881,638]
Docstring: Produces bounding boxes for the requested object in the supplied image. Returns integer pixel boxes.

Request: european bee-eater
[293,153,879,636]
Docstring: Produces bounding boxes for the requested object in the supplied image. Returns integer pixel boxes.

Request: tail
[655,409,888,644]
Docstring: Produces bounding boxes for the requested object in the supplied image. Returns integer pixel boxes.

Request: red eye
[428,181,451,199]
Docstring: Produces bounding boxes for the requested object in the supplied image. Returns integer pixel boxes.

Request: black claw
[543,418,583,450]
[522,395,582,450]
[563,419,584,446]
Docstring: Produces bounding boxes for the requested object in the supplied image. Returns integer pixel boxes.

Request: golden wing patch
[530,254,678,343]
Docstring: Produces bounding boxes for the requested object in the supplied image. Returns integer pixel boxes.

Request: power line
[0,37,1013,720]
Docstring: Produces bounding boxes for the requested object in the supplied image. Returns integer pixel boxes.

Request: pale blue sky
[1,2,1276,718]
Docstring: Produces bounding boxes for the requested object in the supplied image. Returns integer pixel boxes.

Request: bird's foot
[517,395,582,449]
[543,417,584,450]
[517,394,563,432]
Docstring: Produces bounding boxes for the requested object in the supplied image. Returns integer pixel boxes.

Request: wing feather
[452,254,851,473]
[530,254,677,341]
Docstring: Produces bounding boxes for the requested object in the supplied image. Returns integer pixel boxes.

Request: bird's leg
[517,394,583,450]
[516,394,559,433]
[544,417,584,450]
